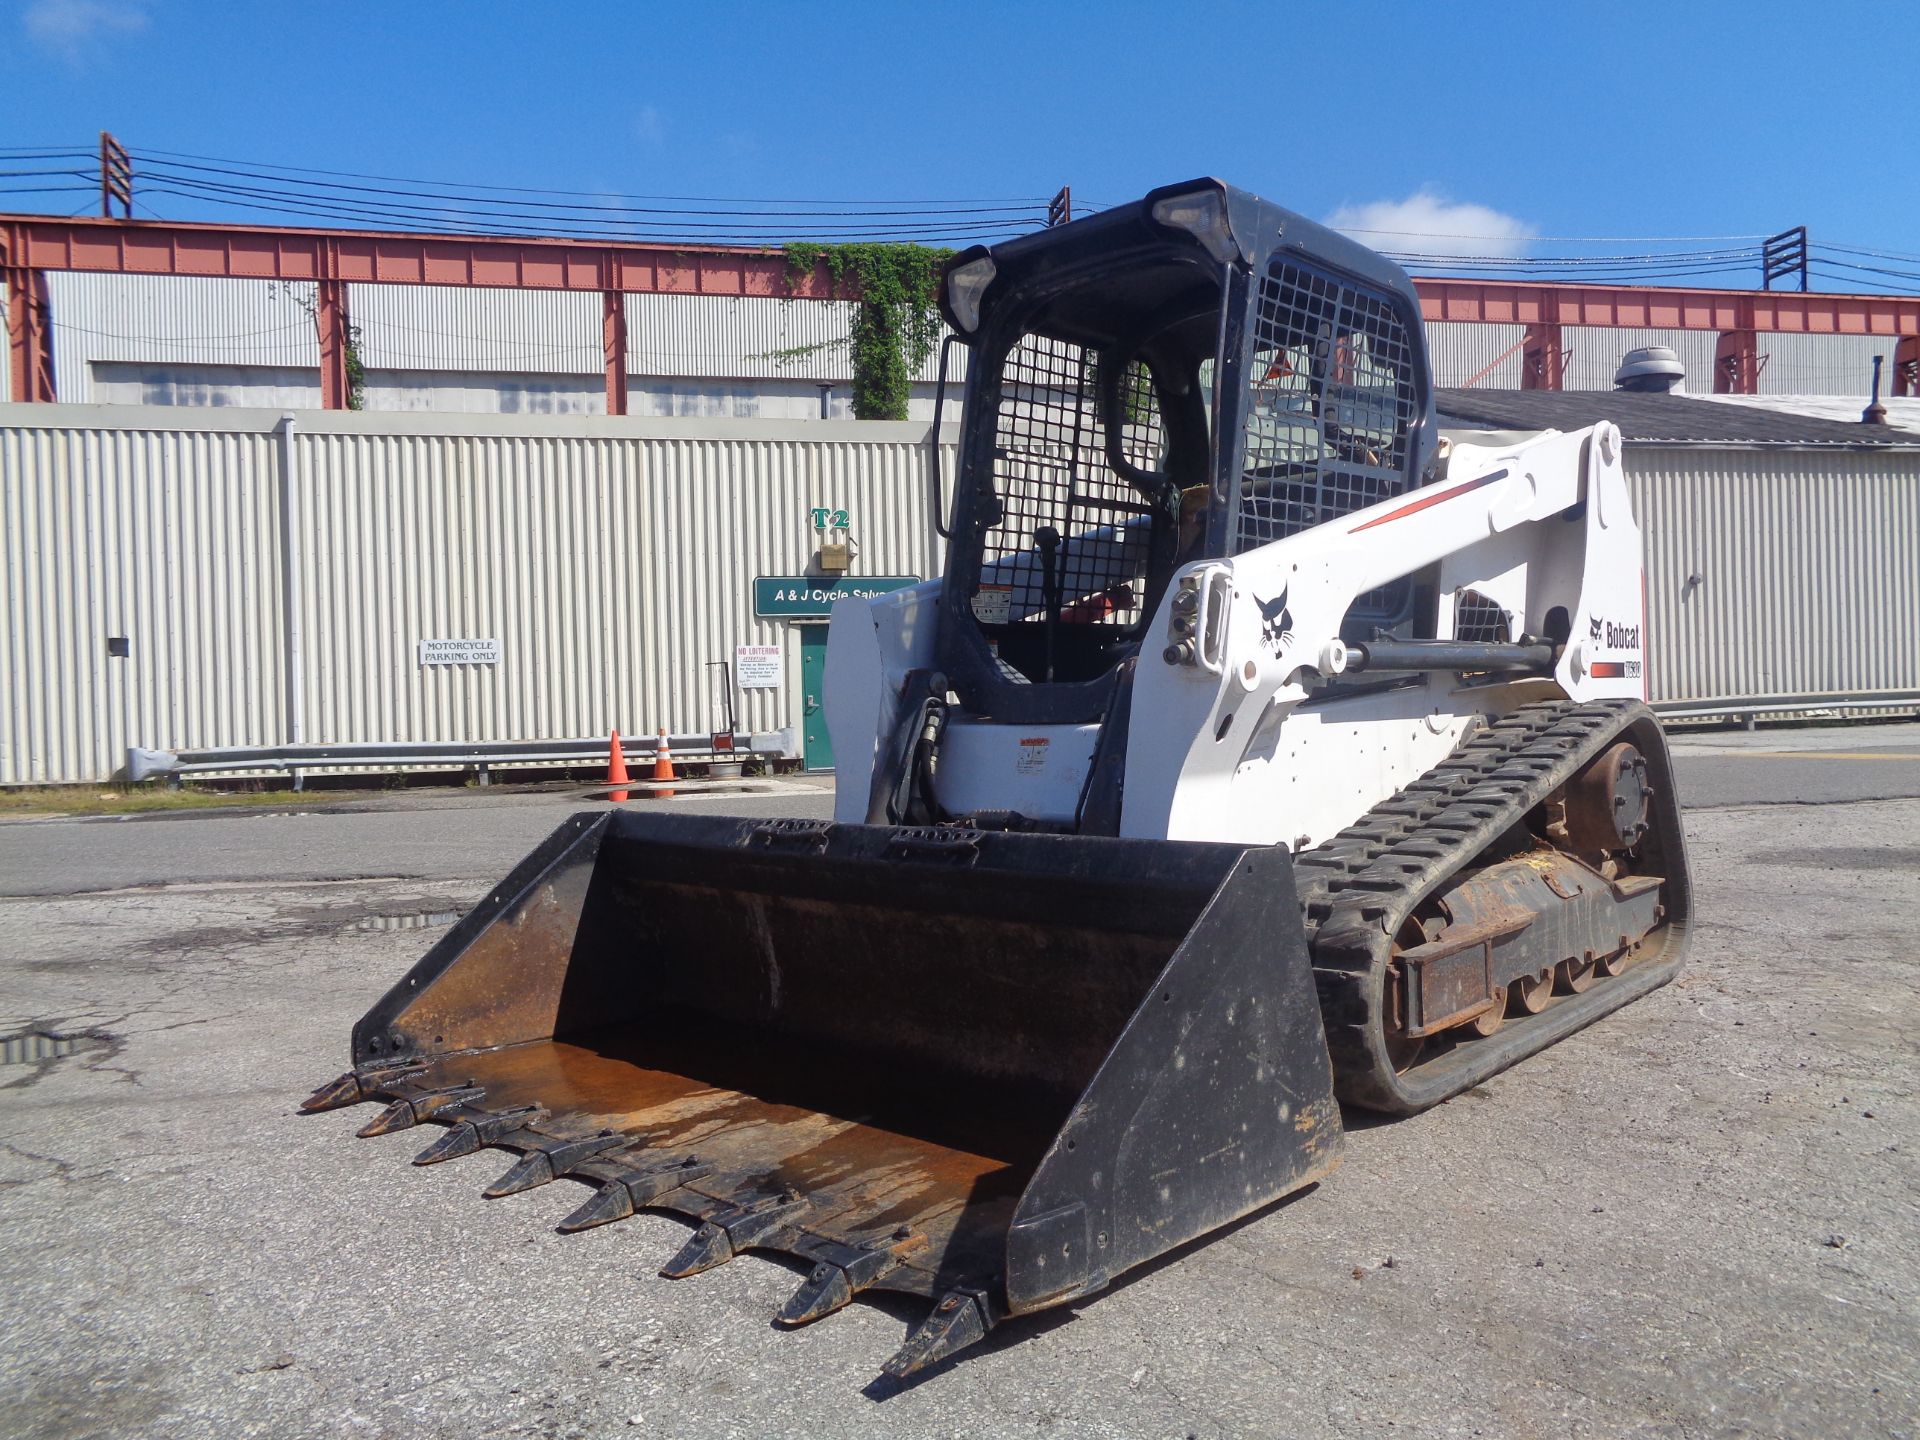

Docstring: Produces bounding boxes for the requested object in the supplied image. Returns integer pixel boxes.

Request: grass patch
[0,783,362,817]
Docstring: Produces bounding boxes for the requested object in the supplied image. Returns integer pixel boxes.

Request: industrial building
[3,270,1912,420]
[3,212,1917,786]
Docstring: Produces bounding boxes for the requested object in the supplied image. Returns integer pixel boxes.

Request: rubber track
[1293,698,1690,1114]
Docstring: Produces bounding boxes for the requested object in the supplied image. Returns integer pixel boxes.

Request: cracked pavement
[0,749,1915,1439]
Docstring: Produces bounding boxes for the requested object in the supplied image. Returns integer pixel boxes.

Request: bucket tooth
[777,1228,928,1327]
[559,1155,712,1233]
[558,1182,635,1233]
[482,1129,625,1199]
[354,1083,483,1139]
[300,1071,367,1114]
[881,1288,995,1379]
[355,1099,420,1138]
[660,1221,735,1278]
[626,1155,714,1206]
[301,1064,423,1113]
[413,1105,546,1166]
[662,1194,807,1279]
[779,1263,855,1326]
[414,1121,485,1165]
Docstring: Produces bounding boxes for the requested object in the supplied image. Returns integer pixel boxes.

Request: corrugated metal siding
[1628,445,1920,706]
[291,424,947,744]
[1753,334,1896,396]
[28,274,1899,403]
[10,402,1916,784]
[47,273,318,400]
[35,274,965,392]
[1,405,950,782]
[1424,322,1527,388]
[1562,327,1719,392]
[0,415,284,785]
[353,283,602,375]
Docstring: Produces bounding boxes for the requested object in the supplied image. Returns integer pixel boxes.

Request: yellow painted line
[1748,751,1920,761]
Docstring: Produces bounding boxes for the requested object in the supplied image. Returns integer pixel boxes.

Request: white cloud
[23,0,148,59]
[1324,189,1535,259]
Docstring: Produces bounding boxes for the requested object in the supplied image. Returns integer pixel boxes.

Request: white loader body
[828,421,1648,850]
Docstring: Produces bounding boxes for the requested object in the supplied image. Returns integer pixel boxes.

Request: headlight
[945,256,997,333]
[1150,187,1237,264]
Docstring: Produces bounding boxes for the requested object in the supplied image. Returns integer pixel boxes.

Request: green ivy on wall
[784,242,952,421]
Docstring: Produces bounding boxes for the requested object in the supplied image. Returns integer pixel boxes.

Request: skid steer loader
[304,179,1691,1380]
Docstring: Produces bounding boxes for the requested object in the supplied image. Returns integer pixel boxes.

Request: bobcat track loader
[304,180,1691,1381]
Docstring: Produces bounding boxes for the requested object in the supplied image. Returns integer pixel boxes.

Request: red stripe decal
[1350,468,1509,533]
[1590,661,1628,678]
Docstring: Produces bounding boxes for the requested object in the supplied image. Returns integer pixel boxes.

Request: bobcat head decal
[1589,614,1605,642]
[1255,589,1294,652]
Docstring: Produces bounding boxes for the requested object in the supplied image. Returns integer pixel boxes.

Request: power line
[1339,227,1769,242]
[132,155,1048,220]
[138,170,1041,235]
[129,145,1048,208]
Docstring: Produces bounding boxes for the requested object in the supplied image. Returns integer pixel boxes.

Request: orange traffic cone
[651,728,676,798]
[607,730,630,803]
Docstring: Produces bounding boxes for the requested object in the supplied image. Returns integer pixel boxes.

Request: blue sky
[2,0,1915,290]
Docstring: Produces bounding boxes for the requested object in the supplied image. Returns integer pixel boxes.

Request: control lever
[1035,525,1063,683]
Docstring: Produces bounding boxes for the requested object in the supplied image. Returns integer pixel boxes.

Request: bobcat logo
[1256,589,1295,652]
[1589,614,1604,642]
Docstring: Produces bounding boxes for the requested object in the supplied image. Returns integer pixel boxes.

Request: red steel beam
[1415,276,1920,338]
[0,214,839,298]
[602,290,628,416]
[9,215,1920,412]
[316,277,351,410]
[7,215,1918,333]
[4,265,56,403]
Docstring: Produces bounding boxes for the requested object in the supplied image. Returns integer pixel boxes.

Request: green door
[799,625,834,771]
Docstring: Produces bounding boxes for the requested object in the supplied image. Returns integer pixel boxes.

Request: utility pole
[99,133,133,219]
[1761,226,1807,292]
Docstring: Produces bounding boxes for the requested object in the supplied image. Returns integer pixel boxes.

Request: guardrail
[125,730,799,785]
[1651,691,1920,724]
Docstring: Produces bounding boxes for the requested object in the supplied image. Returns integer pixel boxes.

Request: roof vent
[1862,355,1888,426]
[1615,345,1686,394]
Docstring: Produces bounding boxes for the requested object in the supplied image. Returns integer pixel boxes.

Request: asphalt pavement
[1,723,1915,1439]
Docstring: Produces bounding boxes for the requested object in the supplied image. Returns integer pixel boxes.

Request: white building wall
[1629,444,1920,708]
[1561,327,1720,392]
[32,273,1910,413]
[1752,334,1896,397]
[0,404,953,784]
[4,401,1918,784]
[1424,321,1527,388]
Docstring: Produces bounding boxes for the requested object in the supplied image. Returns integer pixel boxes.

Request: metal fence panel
[0,413,285,784]
[1,405,952,782]
[6,403,1915,785]
[1628,445,1920,708]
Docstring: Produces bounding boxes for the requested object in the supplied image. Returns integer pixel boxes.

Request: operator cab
[935,180,1438,730]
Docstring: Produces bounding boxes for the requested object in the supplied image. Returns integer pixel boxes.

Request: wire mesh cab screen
[1236,260,1417,551]
[968,333,1166,677]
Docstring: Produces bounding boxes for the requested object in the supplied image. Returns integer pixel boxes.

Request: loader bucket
[304,811,1342,1377]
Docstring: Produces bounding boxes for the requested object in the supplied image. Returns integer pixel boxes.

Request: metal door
[799,625,834,771]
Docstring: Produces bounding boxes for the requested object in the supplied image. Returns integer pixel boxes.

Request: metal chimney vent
[1615,346,1686,394]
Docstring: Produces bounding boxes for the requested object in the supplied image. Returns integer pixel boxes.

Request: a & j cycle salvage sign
[753,576,918,618]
